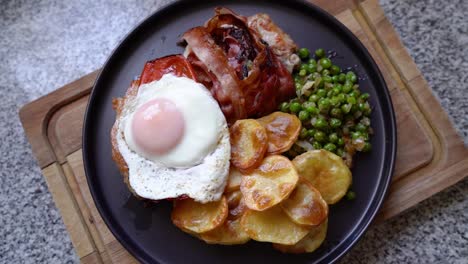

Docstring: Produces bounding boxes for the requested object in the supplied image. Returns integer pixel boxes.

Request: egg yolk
[131,98,185,155]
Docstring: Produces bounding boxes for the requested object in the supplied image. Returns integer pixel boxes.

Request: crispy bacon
[183,8,295,124]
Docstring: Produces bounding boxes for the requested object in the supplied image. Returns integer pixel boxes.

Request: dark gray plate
[83,0,396,263]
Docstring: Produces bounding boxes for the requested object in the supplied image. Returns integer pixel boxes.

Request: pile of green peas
[280,48,372,161]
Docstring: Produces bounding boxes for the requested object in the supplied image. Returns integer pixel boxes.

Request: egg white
[116,74,230,203]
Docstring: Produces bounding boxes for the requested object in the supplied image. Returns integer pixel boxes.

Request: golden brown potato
[226,167,243,193]
[241,155,299,211]
[171,197,228,234]
[293,150,352,204]
[281,178,328,226]
[230,119,268,171]
[273,218,328,253]
[200,218,250,245]
[200,190,250,245]
[257,112,301,155]
[240,206,310,245]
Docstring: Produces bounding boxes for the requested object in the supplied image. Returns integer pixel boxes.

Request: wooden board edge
[41,163,96,258]
[19,70,99,168]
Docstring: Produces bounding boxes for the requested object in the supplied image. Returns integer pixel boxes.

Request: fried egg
[115,74,230,203]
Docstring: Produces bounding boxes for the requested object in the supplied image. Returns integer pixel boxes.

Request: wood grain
[41,164,95,258]
[19,0,468,262]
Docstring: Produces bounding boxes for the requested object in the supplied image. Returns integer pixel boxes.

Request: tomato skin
[139,54,197,84]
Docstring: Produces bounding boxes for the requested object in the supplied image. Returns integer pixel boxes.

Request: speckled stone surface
[0,0,466,263]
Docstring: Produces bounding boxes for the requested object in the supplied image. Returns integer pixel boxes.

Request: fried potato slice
[257,112,301,154]
[171,196,228,234]
[292,150,352,204]
[273,218,328,253]
[241,155,299,211]
[230,119,268,170]
[241,206,310,245]
[200,190,250,245]
[200,218,251,245]
[226,167,243,193]
[281,178,328,226]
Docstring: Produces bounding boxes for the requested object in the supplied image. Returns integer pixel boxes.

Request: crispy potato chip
[200,191,250,245]
[200,218,251,245]
[293,150,352,204]
[226,191,248,220]
[241,155,298,211]
[281,178,328,226]
[241,206,310,245]
[171,197,228,234]
[226,167,243,193]
[257,112,301,154]
[230,119,268,170]
[273,218,328,253]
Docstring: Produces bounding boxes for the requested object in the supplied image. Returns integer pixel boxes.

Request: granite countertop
[0,0,467,263]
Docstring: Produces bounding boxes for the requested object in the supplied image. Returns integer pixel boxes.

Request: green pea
[298,110,310,121]
[341,103,352,114]
[312,141,322,150]
[314,131,326,142]
[306,105,319,115]
[347,96,357,105]
[358,103,368,112]
[355,123,367,132]
[351,131,362,140]
[337,93,346,103]
[290,102,302,113]
[338,73,347,83]
[336,148,345,157]
[363,107,372,116]
[349,90,360,98]
[326,90,334,98]
[333,84,343,92]
[318,98,331,112]
[329,133,339,143]
[330,118,342,128]
[307,129,316,138]
[362,142,372,152]
[331,75,339,83]
[330,97,341,107]
[343,82,353,93]
[307,64,317,73]
[330,65,341,75]
[309,94,320,102]
[299,69,307,77]
[315,48,325,58]
[322,69,330,76]
[317,89,327,98]
[320,58,332,69]
[337,138,345,146]
[300,64,308,71]
[346,191,356,200]
[323,75,332,83]
[346,71,357,83]
[300,128,308,139]
[308,59,317,65]
[314,118,328,129]
[279,102,290,112]
[298,48,310,59]
[324,143,337,152]
[330,107,342,117]
[360,93,370,100]
[295,83,302,90]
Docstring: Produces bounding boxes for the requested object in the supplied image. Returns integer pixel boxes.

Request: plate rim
[82,0,397,263]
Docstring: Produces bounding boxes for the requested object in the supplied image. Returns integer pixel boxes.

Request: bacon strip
[182,8,295,124]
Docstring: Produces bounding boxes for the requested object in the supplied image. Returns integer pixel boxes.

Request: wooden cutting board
[19,0,468,263]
